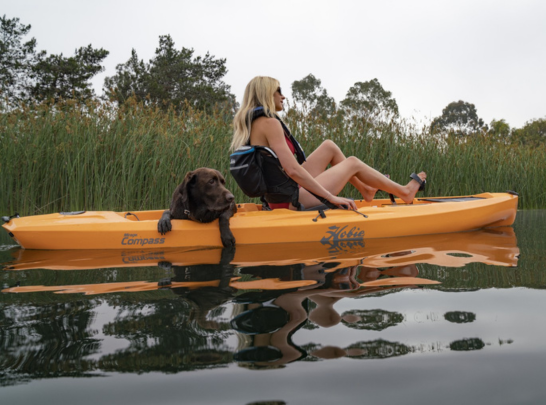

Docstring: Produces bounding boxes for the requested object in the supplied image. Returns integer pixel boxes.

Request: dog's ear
[179,171,196,207]
[215,169,225,182]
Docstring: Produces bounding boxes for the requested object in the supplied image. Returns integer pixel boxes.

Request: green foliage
[104,35,236,112]
[488,118,511,141]
[290,73,336,118]
[0,15,37,106]
[340,78,399,120]
[511,117,546,147]
[0,15,108,107]
[431,100,485,136]
[29,45,108,103]
[0,98,237,215]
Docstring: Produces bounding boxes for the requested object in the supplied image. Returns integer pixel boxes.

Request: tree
[0,15,108,107]
[0,15,37,106]
[340,78,399,121]
[290,74,336,118]
[511,118,546,147]
[103,49,149,104]
[488,119,511,142]
[431,100,485,136]
[104,35,236,111]
[30,44,108,103]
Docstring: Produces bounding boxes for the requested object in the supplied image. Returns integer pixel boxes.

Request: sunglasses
[276,87,283,96]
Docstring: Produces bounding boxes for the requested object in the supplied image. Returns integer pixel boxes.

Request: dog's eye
[209,178,216,184]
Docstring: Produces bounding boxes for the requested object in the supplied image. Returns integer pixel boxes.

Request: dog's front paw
[221,230,236,248]
[158,218,172,235]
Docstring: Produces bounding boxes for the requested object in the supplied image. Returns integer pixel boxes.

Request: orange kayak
[2,192,518,250]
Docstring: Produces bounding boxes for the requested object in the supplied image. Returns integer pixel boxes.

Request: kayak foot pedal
[389,194,396,205]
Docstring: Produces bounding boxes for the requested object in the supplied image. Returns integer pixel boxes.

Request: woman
[231,76,426,210]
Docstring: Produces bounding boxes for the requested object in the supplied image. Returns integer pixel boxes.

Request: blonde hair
[231,76,280,151]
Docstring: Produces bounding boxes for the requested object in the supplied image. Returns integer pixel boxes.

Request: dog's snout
[226,192,234,203]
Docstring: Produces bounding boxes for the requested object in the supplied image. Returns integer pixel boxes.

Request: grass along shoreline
[1,100,543,217]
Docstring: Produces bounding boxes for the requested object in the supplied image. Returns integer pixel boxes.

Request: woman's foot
[401,172,426,203]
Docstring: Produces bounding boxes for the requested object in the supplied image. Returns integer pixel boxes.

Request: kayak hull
[2,193,518,250]
[5,227,519,271]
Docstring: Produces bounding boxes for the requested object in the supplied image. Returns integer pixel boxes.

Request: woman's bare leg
[299,156,426,208]
[302,140,378,201]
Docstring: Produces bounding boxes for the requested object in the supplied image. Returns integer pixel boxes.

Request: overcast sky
[3,0,545,128]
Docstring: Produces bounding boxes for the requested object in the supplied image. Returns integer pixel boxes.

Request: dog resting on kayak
[157,168,237,247]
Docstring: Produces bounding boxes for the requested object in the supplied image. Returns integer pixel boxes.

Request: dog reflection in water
[158,247,236,331]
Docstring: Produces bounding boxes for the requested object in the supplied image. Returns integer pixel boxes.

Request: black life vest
[230,107,305,208]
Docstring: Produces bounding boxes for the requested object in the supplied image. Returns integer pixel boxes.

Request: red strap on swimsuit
[285,134,296,154]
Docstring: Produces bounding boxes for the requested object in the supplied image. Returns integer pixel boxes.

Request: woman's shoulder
[253,116,283,132]
[250,116,284,147]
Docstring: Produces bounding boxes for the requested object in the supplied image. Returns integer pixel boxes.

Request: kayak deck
[2,192,518,250]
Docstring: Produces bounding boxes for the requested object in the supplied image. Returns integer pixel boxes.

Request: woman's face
[274,86,285,112]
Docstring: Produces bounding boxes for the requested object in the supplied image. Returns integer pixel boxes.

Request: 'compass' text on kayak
[121,233,165,246]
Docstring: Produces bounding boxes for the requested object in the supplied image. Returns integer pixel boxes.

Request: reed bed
[1,100,544,216]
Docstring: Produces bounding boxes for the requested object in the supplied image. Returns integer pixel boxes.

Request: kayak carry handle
[2,213,19,223]
[125,212,140,221]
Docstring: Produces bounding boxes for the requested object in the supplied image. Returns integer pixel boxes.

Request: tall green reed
[1,100,544,217]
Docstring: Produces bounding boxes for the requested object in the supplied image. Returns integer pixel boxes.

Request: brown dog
[157,168,237,247]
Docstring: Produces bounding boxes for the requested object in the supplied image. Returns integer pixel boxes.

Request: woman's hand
[328,195,357,210]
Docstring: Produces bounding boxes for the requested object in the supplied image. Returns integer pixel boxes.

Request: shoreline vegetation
[1,98,544,217]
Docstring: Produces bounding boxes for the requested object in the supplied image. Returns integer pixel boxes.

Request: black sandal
[410,172,426,192]
[389,173,426,204]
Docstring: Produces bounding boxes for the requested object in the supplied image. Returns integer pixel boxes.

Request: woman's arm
[260,118,356,209]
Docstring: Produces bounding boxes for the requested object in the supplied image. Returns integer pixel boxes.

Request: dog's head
[179,168,235,214]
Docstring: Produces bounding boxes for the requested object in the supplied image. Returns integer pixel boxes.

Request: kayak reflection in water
[232,263,421,367]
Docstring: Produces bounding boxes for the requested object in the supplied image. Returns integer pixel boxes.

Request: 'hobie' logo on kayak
[321,225,364,243]
[321,225,365,254]
[122,233,165,246]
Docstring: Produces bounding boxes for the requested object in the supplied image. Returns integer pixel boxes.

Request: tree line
[1,15,234,112]
[1,15,544,146]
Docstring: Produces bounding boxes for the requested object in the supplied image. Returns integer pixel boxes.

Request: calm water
[1,211,545,405]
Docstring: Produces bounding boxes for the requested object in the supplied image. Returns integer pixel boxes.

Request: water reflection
[0,228,522,384]
[230,264,425,367]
